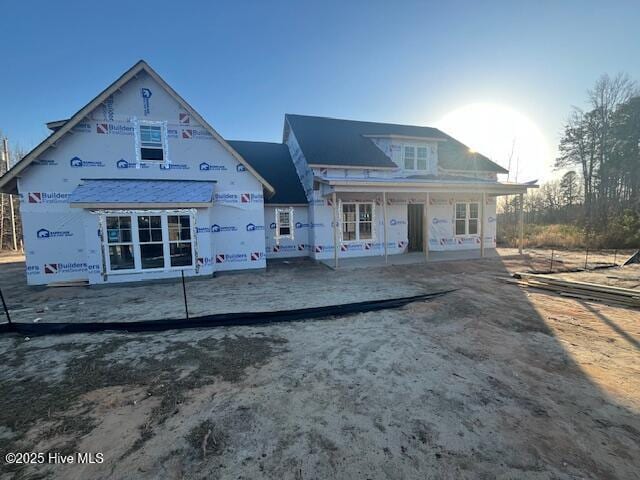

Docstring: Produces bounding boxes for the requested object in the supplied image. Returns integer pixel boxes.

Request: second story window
[403,144,429,171]
[139,124,164,162]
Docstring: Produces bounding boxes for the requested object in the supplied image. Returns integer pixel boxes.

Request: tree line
[500,73,640,248]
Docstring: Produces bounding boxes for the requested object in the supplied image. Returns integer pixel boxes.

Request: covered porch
[319,248,501,269]
[318,176,536,269]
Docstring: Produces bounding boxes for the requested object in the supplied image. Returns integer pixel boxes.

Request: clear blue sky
[1,0,639,177]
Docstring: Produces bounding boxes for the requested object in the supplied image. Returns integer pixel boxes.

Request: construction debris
[508,272,640,309]
[623,250,640,266]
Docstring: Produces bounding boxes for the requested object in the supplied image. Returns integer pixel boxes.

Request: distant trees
[556,73,639,234]
[559,171,580,207]
[499,73,640,248]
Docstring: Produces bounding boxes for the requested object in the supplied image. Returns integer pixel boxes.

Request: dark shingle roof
[285,114,508,174]
[228,140,307,204]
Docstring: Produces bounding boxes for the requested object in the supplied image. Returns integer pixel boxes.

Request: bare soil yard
[0,250,638,479]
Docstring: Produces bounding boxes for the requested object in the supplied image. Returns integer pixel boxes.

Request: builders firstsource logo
[215,253,248,263]
[36,228,73,239]
[26,192,71,204]
[96,123,134,136]
[214,192,263,205]
[43,262,90,275]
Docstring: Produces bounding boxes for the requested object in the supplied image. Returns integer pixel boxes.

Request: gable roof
[0,60,275,195]
[228,141,307,204]
[284,114,508,174]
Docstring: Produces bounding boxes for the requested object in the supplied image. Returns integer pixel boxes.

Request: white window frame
[402,144,430,172]
[454,202,480,236]
[341,202,375,243]
[103,215,135,272]
[137,214,166,270]
[167,214,196,268]
[133,118,170,167]
[101,210,196,274]
[275,207,294,243]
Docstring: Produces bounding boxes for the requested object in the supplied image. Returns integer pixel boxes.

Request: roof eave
[319,178,537,194]
[308,163,397,170]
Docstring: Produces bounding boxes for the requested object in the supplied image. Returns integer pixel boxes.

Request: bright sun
[436,103,551,182]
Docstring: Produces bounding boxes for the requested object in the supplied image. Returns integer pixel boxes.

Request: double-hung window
[275,207,294,241]
[168,215,193,267]
[454,202,479,236]
[103,212,195,273]
[341,202,374,242]
[403,144,429,171]
[139,124,164,162]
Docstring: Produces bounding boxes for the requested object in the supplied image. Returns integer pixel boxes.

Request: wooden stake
[383,192,388,264]
[332,192,338,269]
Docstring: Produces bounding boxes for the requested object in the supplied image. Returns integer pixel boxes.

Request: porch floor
[319,248,501,269]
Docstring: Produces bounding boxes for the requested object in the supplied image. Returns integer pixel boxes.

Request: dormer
[363,134,445,176]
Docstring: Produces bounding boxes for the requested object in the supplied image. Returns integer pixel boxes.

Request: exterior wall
[299,190,497,261]
[19,70,265,285]
[308,190,408,261]
[264,206,309,258]
[427,193,497,251]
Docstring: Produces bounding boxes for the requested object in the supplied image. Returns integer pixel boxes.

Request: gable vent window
[140,124,164,162]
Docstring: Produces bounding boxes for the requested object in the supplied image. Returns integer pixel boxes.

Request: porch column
[518,192,524,254]
[480,192,486,257]
[424,192,429,261]
[383,191,388,264]
[333,191,338,269]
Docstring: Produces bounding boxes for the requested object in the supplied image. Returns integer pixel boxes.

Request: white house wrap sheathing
[19,70,267,285]
[263,206,310,258]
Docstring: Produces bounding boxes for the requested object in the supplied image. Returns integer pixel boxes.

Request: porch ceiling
[320,179,535,196]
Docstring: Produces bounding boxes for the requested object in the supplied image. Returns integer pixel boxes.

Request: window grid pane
[455,203,466,219]
[359,222,372,239]
[168,215,191,241]
[455,219,466,235]
[404,146,415,169]
[138,215,164,269]
[469,203,479,219]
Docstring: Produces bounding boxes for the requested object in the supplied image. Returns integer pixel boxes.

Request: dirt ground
[0,250,638,479]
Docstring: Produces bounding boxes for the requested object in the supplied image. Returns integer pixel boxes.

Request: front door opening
[407,203,424,252]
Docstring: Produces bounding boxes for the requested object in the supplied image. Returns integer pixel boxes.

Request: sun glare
[436,103,551,182]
